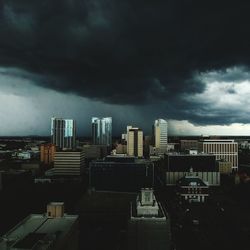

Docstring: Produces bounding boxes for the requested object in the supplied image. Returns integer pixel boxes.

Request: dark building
[156,153,220,186]
[128,189,171,250]
[180,140,198,151]
[164,153,217,172]
[89,156,154,192]
[82,145,109,167]
[0,170,32,192]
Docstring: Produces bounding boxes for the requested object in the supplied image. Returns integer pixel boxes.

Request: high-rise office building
[51,118,76,149]
[92,117,112,146]
[127,126,143,157]
[154,119,168,149]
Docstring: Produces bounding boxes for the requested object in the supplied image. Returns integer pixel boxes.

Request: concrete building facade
[199,139,238,170]
[154,119,168,149]
[180,140,198,151]
[40,144,56,165]
[127,126,143,157]
[0,202,79,250]
[53,150,85,176]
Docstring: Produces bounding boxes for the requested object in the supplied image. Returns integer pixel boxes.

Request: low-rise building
[115,144,127,154]
[0,170,32,192]
[180,140,198,151]
[217,160,232,174]
[12,151,32,160]
[0,202,79,250]
[177,172,209,203]
[21,163,40,176]
[128,188,171,250]
[82,144,108,159]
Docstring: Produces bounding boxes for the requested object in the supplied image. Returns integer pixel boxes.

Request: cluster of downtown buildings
[49,117,168,158]
[0,116,241,250]
[39,117,239,193]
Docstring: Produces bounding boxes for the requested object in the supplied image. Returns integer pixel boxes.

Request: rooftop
[166,152,214,157]
[177,175,208,187]
[0,213,78,250]
[131,189,166,220]
[93,155,151,164]
[201,139,235,143]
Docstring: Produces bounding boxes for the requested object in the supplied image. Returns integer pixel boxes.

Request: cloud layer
[1,1,250,134]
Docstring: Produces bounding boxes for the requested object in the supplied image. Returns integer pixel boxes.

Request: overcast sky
[1,0,250,136]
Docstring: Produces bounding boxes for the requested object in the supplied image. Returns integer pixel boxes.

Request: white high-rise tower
[154,119,168,149]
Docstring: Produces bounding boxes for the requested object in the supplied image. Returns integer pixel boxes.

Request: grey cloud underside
[1,0,250,125]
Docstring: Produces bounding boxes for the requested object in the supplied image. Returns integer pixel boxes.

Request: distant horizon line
[0,134,250,138]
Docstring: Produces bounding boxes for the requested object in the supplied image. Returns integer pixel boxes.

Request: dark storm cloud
[1,0,250,124]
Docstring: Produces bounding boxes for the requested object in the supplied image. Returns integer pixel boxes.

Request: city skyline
[2,110,250,137]
[1,1,250,136]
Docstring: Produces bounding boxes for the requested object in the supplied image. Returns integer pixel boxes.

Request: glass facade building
[51,118,76,149]
[92,117,112,146]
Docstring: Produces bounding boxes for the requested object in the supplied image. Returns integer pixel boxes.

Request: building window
[144,192,151,202]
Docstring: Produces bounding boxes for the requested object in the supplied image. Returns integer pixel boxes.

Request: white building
[154,119,168,149]
[199,139,238,170]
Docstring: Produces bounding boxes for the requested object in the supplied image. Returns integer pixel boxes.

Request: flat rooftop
[201,139,235,142]
[131,200,166,220]
[128,219,171,250]
[93,156,152,164]
[166,153,214,157]
[0,214,78,250]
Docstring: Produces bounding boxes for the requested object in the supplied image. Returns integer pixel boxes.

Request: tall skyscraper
[51,118,76,149]
[127,126,143,157]
[154,119,168,149]
[92,117,112,146]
